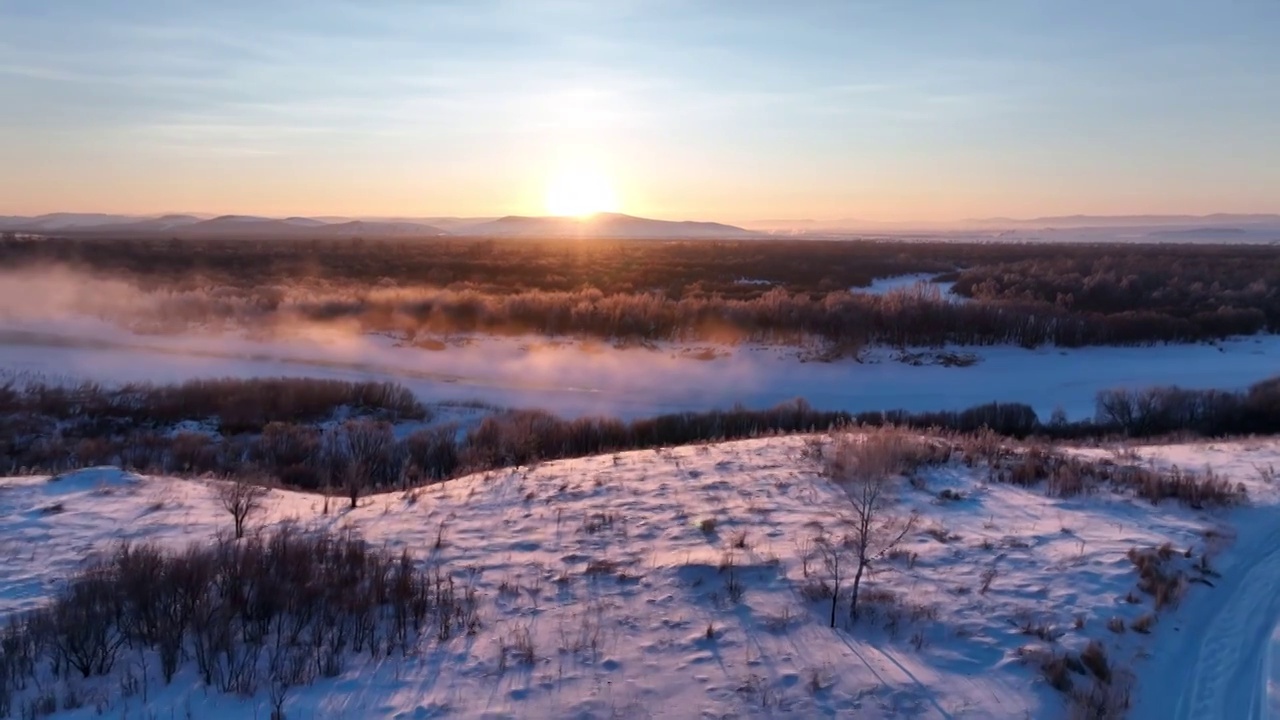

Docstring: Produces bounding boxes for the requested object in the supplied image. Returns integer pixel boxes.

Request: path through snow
[1109,442,1280,720]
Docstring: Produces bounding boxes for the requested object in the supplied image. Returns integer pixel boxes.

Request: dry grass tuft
[1127,546,1188,611]
[824,428,951,481]
[1130,612,1156,634]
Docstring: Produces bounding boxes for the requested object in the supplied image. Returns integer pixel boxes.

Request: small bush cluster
[0,528,479,718]
[1028,641,1132,719]
[1127,544,1189,611]
[987,446,1246,508]
[823,428,951,481]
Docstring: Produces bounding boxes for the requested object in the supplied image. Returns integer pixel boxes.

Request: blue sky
[1,0,1277,221]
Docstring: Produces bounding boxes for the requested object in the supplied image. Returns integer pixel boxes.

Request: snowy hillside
[2,433,1274,718]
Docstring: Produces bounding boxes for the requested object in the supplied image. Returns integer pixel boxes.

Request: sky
[1,0,1278,223]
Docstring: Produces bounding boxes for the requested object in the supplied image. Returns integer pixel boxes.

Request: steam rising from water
[2,266,1279,422]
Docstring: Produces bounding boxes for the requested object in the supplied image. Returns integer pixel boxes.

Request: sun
[544,164,620,217]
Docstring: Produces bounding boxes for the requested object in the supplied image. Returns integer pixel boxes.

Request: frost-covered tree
[826,433,920,622]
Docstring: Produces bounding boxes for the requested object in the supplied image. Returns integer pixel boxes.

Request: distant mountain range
[0,212,758,239]
[737,214,1280,245]
[5,212,1277,242]
[460,214,754,239]
[961,213,1280,229]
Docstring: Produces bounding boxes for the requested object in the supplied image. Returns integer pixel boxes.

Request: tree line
[4,236,1277,348]
[4,375,1280,497]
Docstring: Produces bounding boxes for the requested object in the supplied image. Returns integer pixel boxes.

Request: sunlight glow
[544,164,620,217]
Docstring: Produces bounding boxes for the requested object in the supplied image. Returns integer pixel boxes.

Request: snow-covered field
[2,434,1276,719]
[1,317,1277,422]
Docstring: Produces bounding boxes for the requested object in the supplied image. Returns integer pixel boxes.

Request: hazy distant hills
[740,214,1280,244]
[173,216,450,237]
[0,212,757,239]
[4,212,1277,242]
[0,214,451,238]
[0,213,156,231]
[461,213,757,239]
[963,213,1280,229]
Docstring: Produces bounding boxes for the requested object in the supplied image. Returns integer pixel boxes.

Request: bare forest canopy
[2,235,1278,348]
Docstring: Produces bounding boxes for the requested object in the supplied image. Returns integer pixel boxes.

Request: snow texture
[3,435,1276,718]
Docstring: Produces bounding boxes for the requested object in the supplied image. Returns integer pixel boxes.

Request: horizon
[2,2,1278,222]
[7,209,1280,230]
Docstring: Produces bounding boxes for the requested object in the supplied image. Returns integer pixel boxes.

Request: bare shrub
[254,423,322,488]
[1119,466,1245,508]
[1130,613,1156,634]
[1036,652,1074,693]
[168,432,219,474]
[1255,463,1277,484]
[323,419,404,508]
[1079,640,1111,683]
[1127,546,1188,610]
[44,567,127,678]
[1017,614,1063,643]
[584,558,620,576]
[923,524,958,543]
[403,425,460,483]
[725,571,745,603]
[0,527,477,712]
[824,428,948,479]
[217,477,268,540]
[582,512,617,534]
[509,625,536,666]
[979,566,998,594]
[1069,676,1132,720]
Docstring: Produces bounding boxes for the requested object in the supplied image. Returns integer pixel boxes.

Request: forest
[2,235,1277,348]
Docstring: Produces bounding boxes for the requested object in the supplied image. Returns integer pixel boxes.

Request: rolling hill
[454,212,758,238]
[1,212,756,239]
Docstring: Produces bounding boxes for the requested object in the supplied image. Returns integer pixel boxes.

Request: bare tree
[48,568,127,677]
[217,477,268,540]
[343,462,368,510]
[1096,387,1166,436]
[814,531,854,628]
[827,432,920,622]
[336,419,403,508]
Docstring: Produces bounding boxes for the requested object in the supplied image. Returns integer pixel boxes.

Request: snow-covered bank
[1,435,1271,718]
[1,319,1277,422]
[1090,440,1280,720]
